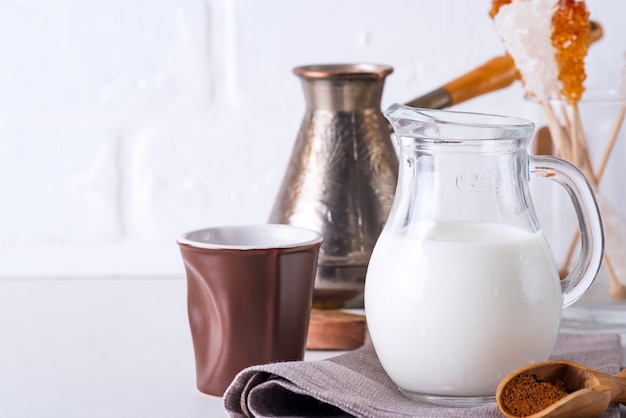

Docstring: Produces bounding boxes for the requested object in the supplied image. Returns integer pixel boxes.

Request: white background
[1,0,624,278]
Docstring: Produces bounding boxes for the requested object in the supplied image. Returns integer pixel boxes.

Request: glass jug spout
[384,103,536,148]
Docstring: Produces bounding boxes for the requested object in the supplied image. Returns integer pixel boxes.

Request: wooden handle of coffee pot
[404,54,518,109]
[444,55,518,105]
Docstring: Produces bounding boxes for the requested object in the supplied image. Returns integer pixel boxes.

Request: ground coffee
[500,373,569,416]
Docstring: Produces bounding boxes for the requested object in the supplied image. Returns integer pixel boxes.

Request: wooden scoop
[496,360,626,418]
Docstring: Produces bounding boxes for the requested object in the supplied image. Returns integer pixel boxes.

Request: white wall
[1,0,624,277]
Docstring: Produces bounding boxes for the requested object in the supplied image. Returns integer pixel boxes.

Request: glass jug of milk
[365,105,604,406]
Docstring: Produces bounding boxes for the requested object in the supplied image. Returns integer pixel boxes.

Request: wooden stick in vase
[559,103,626,298]
[541,101,570,158]
[596,104,626,180]
[604,254,626,299]
[570,103,582,169]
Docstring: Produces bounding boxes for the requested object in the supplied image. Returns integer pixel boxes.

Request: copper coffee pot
[269,64,397,309]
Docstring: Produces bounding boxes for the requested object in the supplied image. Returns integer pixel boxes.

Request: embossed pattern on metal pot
[269,64,398,308]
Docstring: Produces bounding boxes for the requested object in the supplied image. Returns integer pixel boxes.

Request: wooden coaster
[306,308,367,351]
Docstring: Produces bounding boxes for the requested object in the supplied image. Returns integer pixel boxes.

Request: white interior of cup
[177,224,323,250]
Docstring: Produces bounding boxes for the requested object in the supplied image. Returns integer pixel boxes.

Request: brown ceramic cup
[177,224,323,396]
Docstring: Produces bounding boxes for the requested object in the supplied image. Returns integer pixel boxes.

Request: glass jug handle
[530,155,604,308]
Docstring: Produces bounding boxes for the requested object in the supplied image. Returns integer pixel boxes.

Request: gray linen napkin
[223,333,622,417]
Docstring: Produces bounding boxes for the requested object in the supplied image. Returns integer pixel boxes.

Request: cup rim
[176,224,323,250]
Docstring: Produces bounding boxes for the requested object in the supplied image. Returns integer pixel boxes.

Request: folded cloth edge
[223,332,622,418]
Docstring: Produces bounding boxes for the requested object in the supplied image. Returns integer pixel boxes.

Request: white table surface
[3,277,626,418]
[0,277,341,418]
